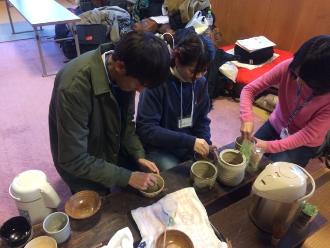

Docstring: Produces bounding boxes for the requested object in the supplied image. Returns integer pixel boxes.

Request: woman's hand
[194,138,210,157]
[128,172,157,191]
[240,121,254,140]
[137,158,159,174]
[255,138,268,152]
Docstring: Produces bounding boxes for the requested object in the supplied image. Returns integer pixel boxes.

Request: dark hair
[172,28,215,77]
[289,35,330,95]
[112,31,171,88]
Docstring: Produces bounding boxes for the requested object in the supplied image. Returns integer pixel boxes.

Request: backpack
[55,6,131,59]
[55,24,108,59]
[234,45,274,65]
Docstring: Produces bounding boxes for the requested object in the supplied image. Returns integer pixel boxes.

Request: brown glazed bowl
[155,229,194,248]
[65,190,101,219]
[139,174,164,198]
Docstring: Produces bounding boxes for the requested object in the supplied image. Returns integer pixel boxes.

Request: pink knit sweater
[240,59,330,153]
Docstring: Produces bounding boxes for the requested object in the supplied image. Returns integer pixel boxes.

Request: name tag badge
[280,127,289,139]
[178,116,192,128]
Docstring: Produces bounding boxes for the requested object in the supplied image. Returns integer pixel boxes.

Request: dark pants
[254,121,319,167]
[145,150,181,171]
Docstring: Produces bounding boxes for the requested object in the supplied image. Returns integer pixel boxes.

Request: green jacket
[49,44,145,193]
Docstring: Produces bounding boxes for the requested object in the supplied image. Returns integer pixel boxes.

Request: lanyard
[180,81,195,120]
[286,82,313,128]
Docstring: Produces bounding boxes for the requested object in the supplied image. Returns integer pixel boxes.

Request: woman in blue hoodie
[136,28,216,171]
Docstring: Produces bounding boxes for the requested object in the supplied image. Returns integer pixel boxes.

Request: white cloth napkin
[102,227,134,248]
[131,187,227,248]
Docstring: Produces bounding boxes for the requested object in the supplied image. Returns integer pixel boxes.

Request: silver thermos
[248,162,315,242]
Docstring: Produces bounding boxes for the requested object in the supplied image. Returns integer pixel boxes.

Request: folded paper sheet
[131,187,228,248]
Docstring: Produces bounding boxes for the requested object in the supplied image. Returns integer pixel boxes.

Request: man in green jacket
[49,31,171,194]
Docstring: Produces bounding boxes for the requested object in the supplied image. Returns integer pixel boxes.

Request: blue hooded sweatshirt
[136,74,211,160]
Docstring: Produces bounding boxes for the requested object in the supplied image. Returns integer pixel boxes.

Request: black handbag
[234,45,274,65]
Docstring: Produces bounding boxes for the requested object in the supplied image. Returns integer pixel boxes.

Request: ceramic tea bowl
[65,190,101,220]
[139,174,164,198]
[0,216,32,248]
[155,229,194,248]
[191,161,218,190]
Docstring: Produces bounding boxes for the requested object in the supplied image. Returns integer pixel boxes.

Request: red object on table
[222,45,293,85]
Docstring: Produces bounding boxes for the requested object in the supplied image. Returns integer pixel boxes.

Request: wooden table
[11,148,268,248]
[209,167,330,248]
[0,144,272,248]
[5,0,81,76]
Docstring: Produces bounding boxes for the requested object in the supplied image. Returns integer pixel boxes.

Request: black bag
[56,24,108,59]
[77,24,107,45]
[61,41,103,59]
[234,45,274,65]
[54,7,109,59]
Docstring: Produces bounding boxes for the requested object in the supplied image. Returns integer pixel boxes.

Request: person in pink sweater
[240,35,330,166]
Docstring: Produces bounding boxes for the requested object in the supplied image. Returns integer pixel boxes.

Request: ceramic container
[190,161,218,190]
[0,216,32,247]
[155,229,194,248]
[24,236,57,248]
[217,149,247,186]
[139,174,164,198]
[65,190,101,220]
[43,212,71,244]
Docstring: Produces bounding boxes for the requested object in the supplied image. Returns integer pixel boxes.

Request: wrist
[257,140,268,152]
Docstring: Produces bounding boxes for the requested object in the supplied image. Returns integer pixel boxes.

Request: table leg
[72,24,81,57]
[5,0,15,34]
[33,26,47,77]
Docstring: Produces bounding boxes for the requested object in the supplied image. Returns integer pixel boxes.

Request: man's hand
[240,121,254,140]
[128,172,157,190]
[194,138,209,157]
[255,138,268,152]
[137,158,159,174]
